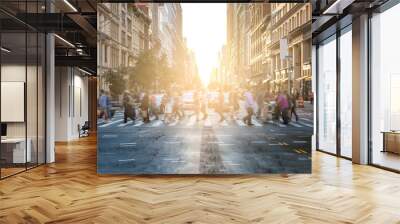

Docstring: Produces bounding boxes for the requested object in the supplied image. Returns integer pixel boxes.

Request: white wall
[55,67,89,141]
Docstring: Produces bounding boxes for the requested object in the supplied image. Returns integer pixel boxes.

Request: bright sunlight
[182,3,227,86]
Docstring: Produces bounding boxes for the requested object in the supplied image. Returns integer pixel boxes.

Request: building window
[317,35,337,154]
[370,4,400,171]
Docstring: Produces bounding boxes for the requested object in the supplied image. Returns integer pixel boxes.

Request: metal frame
[367,0,400,172]
[0,0,47,180]
[315,23,353,162]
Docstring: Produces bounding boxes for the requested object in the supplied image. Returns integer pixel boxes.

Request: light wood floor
[0,135,400,224]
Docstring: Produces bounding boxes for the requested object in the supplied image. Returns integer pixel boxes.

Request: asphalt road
[97,102,313,174]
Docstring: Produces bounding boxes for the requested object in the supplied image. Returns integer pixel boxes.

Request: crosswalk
[98,112,313,129]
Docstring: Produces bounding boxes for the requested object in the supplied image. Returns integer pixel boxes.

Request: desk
[1,138,31,163]
[382,131,400,154]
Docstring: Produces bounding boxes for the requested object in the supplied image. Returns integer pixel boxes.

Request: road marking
[252,119,262,127]
[220,120,229,126]
[298,121,313,128]
[277,122,287,128]
[169,120,179,126]
[235,119,246,126]
[151,120,163,127]
[300,118,313,122]
[204,119,212,127]
[251,140,267,144]
[208,141,224,144]
[288,122,302,128]
[102,134,118,138]
[165,141,180,144]
[216,134,232,137]
[119,142,137,147]
[293,140,308,144]
[218,143,235,146]
[98,119,123,128]
[268,143,280,146]
[118,158,135,162]
[117,121,133,127]
[134,121,144,127]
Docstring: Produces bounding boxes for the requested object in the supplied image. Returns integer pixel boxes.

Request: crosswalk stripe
[288,122,302,128]
[151,120,163,127]
[300,118,313,122]
[186,116,196,127]
[117,121,133,127]
[134,121,144,127]
[252,118,262,127]
[297,121,313,128]
[235,119,246,126]
[99,119,123,128]
[169,120,179,126]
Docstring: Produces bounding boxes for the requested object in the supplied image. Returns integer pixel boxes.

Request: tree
[104,69,126,98]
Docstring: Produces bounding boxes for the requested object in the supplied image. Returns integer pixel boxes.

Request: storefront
[314,0,400,172]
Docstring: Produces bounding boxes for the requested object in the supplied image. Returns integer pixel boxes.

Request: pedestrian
[229,90,239,119]
[141,92,150,123]
[290,91,299,122]
[164,94,173,123]
[150,93,159,120]
[123,90,135,123]
[98,90,110,122]
[200,90,208,120]
[276,91,290,124]
[256,89,264,119]
[243,88,255,126]
[193,91,201,121]
[216,90,226,122]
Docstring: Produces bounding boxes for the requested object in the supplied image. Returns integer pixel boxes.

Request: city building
[0,1,399,223]
[269,3,312,97]
[157,3,182,66]
[97,3,150,92]
[249,3,270,86]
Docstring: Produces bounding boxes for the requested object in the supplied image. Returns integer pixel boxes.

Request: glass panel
[340,27,352,158]
[371,4,400,171]
[317,35,337,154]
[27,31,38,169]
[38,33,45,165]
[1,31,27,177]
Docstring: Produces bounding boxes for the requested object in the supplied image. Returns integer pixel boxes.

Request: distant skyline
[182,3,227,86]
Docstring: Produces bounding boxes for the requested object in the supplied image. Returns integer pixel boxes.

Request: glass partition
[371,3,400,171]
[339,26,352,158]
[0,1,46,179]
[317,35,337,154]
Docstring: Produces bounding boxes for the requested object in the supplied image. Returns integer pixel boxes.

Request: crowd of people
[98,87,310,126]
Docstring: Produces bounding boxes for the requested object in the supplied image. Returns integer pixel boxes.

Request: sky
[181,3,227,86]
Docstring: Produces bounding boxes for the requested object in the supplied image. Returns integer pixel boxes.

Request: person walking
[276,91,290,124]
[243,89,255,126]
[150,93,159,120]
[256,89,264,119]
[229,90,239,119]
[99,90,110,122]
[193,91,201,121]
[216,90,226,122]
[140,92,150,123]
[123,91,135,123]
[289,91,299,122]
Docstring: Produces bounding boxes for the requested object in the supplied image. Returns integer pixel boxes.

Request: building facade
[97,3,151,92]
[269,3,312,97]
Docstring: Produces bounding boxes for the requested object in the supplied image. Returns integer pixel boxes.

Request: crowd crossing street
[98,99,313,174]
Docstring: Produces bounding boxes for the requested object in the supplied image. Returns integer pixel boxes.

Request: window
[340,26,352,158]
[317,35,337,154]
[370,4,400,171]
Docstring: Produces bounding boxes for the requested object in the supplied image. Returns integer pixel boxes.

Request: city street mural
[97,3,313,174]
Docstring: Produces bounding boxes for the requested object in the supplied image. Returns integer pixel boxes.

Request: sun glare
[182,3,227,87]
